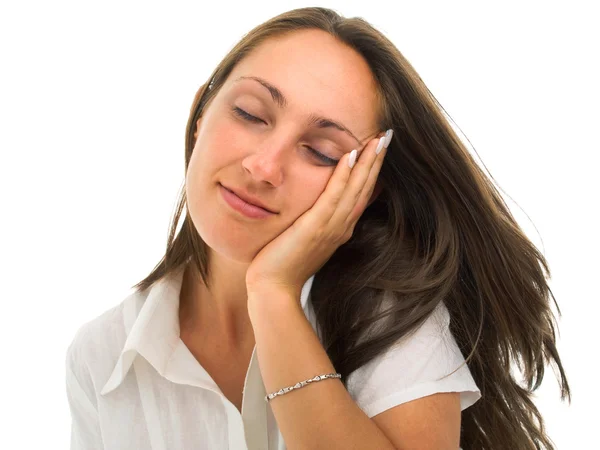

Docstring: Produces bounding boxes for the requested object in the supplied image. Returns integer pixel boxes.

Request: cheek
[187,129,228,179]
[200,123,245,167]
[288,175,330,218]
[186,145,206,184]
[185,142,217,213]
[184,157,201,215]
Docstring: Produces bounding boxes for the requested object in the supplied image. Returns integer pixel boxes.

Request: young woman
[66,7,570,449]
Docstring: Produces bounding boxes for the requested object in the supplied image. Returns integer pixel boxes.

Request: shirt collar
[100,266,315,396]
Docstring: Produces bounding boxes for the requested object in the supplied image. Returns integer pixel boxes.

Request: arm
[371,391,461,449]
[249,289,463,450]
[66,358,104,449]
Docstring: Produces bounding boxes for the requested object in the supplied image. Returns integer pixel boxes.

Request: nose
[241,138,289,187]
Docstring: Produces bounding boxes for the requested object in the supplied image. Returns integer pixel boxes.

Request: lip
[220,183,277,213]
[219,183,276,219]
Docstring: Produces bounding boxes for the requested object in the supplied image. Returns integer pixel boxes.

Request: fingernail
[348,149,357,168]
[384,129,394,148]
[375,136,385,155]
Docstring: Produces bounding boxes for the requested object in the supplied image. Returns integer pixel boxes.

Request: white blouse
[65,265,481,449]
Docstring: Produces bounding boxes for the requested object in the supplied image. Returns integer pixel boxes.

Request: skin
[178,32,462,448]
[180,29,385,354]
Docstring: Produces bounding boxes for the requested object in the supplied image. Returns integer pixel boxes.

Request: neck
[178,261,255,352]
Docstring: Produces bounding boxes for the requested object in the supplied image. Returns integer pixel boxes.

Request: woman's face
[186,29,382,263]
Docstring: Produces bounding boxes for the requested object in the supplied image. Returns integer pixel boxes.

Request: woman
[66,7,570,449]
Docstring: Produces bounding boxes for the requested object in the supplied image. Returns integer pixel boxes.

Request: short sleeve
[65,327,105,450]
[346,300,481,418]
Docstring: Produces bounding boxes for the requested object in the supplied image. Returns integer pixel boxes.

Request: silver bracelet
[264,372,342,403]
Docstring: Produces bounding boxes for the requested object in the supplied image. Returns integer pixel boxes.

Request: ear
[194,90,217,141]
[193,116,203,142]
[366,179,383,208]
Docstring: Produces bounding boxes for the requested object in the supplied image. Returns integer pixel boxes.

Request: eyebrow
[234,76,364,147]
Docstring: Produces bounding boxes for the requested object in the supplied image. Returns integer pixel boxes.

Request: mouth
[219,183,277,218]
[220,183,277,214]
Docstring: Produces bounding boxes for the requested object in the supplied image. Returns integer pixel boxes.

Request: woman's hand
[245,130,391,305]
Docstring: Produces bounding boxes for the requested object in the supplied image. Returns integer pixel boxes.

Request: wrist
[247,287,303,324]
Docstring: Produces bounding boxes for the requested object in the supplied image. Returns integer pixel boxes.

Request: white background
[1,1,597,448]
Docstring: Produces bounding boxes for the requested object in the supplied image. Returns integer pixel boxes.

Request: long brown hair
[133,7,571,449]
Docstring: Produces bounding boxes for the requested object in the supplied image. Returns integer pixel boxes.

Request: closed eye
[232,107,340,166]
[233,106,265,125]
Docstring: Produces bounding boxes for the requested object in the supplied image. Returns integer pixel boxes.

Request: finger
[332,134,386,228]
[307,139,371,224]
[348,140,387,225]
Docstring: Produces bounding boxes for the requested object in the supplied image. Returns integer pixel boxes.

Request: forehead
[224,29,381,141]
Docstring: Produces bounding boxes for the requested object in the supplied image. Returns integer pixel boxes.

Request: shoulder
[346,298,481,417]
[355,293,451,350]
[394,300,451,349]
[350,298,453,377]
[65,291,140,379]
[66,301,123,360]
